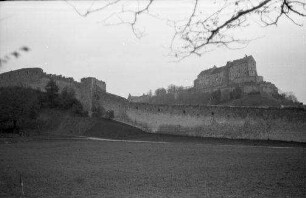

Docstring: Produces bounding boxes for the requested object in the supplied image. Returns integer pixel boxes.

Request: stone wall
[2,68,305,143]
[103,101,306,142]
[0,68,107,115]
[194,55,272,95]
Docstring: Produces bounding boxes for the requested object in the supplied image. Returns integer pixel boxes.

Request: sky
[0,1,306,103]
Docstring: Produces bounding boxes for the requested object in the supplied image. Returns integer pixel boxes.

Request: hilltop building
[194,55,278,98]
[129,55,278,103]
[194,55,262,90]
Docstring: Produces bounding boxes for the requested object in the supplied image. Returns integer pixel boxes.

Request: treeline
[131,84,300,106]
[131,85,244,105]
[0,79,86,135]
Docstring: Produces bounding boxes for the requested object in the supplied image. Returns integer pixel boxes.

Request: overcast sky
[0,1,305,103]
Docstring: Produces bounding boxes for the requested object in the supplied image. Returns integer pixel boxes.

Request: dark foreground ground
[0,119,305,197]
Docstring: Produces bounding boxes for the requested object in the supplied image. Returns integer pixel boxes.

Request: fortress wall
[2,68,305,142]
[0,68,44,87]
[230,76,257,84]
[0,68,77,90]
[260,82,278,95]
[112,102,306,142]
[243,84,259,94]
[0,68,94,113]
[95,90,128,117]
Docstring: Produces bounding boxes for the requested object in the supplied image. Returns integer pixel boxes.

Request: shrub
[71,101,87,116]
[210,89,221,105]
[59,87,77,109]
[92,106,105,118]
[247,91,260,95]
[45,79,59,108]
[0,87,41,133]
[230,87,243,99]
[105,110,114,120]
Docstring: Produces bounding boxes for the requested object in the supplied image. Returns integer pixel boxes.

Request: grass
[1,135,305,198]
[1,118,305,197]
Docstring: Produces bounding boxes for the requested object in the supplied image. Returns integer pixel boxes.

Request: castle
[128,55,279,103]
[194,55,278,97]
[0,68,107,115]
[0,66,305,142]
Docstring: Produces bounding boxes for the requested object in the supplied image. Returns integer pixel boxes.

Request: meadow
[1,133,305,198]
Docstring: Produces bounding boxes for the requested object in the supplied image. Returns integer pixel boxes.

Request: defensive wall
[1,68,306,143]
[104,101,306,143]
[130,55,278,103]
[0,68,106,114]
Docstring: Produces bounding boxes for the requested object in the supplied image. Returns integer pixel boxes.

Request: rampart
[1,68,305,143]
[105,101,306,143]
[0,68,106,114]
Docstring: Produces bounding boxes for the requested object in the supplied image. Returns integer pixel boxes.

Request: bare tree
[65,0,305,59]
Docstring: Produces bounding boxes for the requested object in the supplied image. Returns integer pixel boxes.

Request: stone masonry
[194,55,278,96]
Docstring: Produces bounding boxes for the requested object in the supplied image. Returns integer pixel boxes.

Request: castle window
[158,108,161,112]
[183,110,186,114]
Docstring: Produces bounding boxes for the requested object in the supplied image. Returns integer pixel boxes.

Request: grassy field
[1,135,305,198]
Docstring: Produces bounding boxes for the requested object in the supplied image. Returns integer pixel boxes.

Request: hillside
[221,94,300,107]
[130,91,300,107]
[222,95,282,107]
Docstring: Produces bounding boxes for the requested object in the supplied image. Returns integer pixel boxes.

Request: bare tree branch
[65,0,306,59]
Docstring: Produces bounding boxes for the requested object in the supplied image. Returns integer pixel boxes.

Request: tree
[66,0,306,59]
[284,92,298,103]
[230,87,243,100]
[210,89,222,105]
[105,110,115,120]
[155,88,167,96]
[273,90,299,104]
[0,87,40,133]
[45,79,59,107]
[92,106,106,118]
[167,84,178,95]
[147,90,153,97]
[57,86,87,115]
[59,87,76,109]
